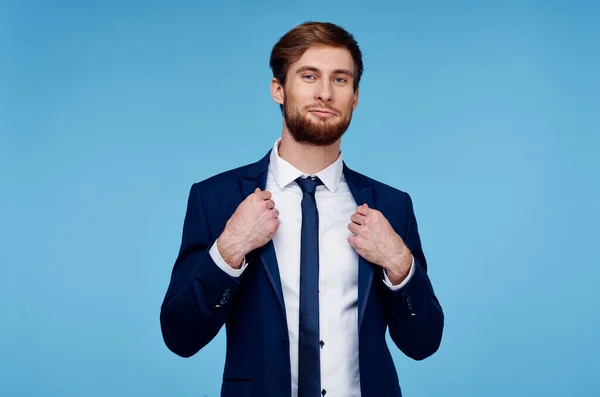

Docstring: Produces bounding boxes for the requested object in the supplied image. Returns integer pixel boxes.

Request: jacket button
[406,296,416,315]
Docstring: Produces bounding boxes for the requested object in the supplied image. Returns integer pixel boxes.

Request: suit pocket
[221,380,252,397]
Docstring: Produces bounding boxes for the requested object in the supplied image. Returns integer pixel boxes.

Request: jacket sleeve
[385,192,444,360]
[160,183,241,358]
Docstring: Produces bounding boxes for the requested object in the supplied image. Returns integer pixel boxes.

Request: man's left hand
[347,204,413,285]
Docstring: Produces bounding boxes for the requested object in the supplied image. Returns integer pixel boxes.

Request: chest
[269,183,359,292]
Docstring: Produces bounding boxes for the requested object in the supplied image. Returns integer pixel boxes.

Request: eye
[302,74,316,80]
[335,77,347,83]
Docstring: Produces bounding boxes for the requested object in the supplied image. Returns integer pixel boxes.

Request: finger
[348,222,359,235]
[259,190,272,200]
[356,204,370,215]
[350,213,365,225]
[347,235,360,249]
[272,208,280,218]
[347,235,355,246]
[266,200,275,210]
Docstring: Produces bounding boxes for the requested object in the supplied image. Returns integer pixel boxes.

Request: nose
[315,80,333,102]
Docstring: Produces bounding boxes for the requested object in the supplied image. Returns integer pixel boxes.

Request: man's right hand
[217,188,279,269]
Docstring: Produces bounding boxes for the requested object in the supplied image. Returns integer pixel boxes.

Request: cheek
[341,98,356,114]
[336,89,357,110]
[296,86,316,102]
[286,87,312,107]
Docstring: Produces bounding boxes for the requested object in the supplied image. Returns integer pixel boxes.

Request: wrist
[384,249,412,280]
[217,230,247,269]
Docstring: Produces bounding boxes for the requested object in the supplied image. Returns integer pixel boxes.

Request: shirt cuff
[209,238,248,277]
[382,255,415,290]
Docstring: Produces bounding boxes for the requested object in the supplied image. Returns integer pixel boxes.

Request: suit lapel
[238,150,287,317]
[343,163,375,332]
[236,154,376,330]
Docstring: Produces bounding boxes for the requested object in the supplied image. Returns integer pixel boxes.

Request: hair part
[269,21,364,94]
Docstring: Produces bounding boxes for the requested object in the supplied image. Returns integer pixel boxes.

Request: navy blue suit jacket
[160,150,444,397]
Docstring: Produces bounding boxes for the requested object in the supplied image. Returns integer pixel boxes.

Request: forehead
[292,46,354,72]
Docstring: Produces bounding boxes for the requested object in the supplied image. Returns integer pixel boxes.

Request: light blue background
[2,1,599,396]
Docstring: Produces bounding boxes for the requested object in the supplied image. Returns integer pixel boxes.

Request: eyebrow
[295,65,355,78]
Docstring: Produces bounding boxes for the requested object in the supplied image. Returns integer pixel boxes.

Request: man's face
[276,46,359,146]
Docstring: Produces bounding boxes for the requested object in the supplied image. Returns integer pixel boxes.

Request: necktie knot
[296,176,323,195]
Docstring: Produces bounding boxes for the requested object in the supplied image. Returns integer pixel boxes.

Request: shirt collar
[269,137,343,193]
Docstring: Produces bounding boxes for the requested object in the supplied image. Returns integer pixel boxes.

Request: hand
[347,204,412,283]
[218,188,279,269]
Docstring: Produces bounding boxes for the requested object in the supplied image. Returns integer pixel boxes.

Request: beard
[283,96,353,147]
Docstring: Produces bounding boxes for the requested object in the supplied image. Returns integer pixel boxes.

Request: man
[160,21,444,397]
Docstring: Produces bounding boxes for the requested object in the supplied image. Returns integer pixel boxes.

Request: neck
[278,129,341,175]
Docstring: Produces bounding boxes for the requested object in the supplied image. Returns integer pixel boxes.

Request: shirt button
[321,389,326,396]
[320,340,325,349]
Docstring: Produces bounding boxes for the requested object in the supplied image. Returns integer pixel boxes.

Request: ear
[352,87,359,111]
[271,78,285,105]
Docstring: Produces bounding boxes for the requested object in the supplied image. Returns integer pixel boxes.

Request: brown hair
[269,21,364,92]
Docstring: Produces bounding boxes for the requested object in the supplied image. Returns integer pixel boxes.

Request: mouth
[308,109,337,118]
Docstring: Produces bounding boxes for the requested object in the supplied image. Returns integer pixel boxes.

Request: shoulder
[191,150,270,192]
[182,162,258,225]
[192,162,254,191]
[184,164,253,217]
[346,167,412,204]
[346,168,420,238]
[185,151,270,215]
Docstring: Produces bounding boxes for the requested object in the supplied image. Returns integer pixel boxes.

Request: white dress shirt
[210,138,414,397]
